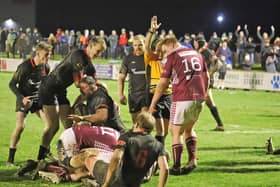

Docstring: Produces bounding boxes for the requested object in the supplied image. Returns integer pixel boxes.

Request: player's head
[194,36,206,50]
[133,34,145,56]
[79,76,97,96]
[160,36,179,57]
[87,36,107,58]
[134,112,155,133]
[35,42,52,64]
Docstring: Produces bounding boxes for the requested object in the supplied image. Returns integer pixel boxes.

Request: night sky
[36,0,279,38]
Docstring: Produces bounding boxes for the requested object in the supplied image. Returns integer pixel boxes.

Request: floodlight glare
[3,18,16,29]
[217,15,224,23]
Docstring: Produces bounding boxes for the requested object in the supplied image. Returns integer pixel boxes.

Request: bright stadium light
[217,14,224,24]
[3,18,17,29]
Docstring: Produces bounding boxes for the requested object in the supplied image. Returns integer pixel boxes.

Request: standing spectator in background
[25,28,32,55]
[68,30,76,50]
[16,33,28,59]
[208,32,221,51]
[217,55,228,89]
[0,28,8,53]
[257,25,275,70]
[6,29,17,58]
[273,37,280,72]
[99,30,108,58]
[108,30,118,59]
[58,31,69,57]
[80,31,88,50]
[118,35,147,123]
[7,42,52,165]
[127,30,134,55]
[75,31,82,49]
[47,33,57,59]
[118,28,128,58]
[149,36,209,175]
[226,32,236,68]
[235,25,248,68]
[32,28,42,47]
[179,33,193,48]
[217,41,233,69]
[244,36,257,66]
[88,29,96,41]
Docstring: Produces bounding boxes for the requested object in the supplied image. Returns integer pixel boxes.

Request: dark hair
[79,76,96,86]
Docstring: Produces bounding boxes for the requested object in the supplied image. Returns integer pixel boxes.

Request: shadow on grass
[201,160,280,167]
[199,146,263,151]
[257,114,280,118]
[197,166,280,173]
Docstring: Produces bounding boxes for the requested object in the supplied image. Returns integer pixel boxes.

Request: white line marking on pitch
[224,129,280,134]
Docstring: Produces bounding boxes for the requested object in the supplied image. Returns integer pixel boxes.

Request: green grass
[0,72,280,187]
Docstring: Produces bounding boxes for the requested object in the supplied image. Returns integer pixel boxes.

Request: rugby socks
[7,148,16,163]
[210,106,223,127]
[185,136,197,162]
[155,135,165,145]
[37,145,49,160]
[172,144,183,168]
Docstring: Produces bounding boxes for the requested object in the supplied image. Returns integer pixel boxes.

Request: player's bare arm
[102,148,124,187]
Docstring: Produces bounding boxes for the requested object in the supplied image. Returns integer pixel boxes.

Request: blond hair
[36,42,52,52]
[88,36,107,51]
[160,35,179,46]
[135,112,155,133]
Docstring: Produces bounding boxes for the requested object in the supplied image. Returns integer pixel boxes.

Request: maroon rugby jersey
[72,125,120,152]
[161,47,208,101]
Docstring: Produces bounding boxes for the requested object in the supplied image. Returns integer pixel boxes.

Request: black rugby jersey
[116,130,165,186]
[9,58,49,101]
[119,54,146,94]
[48,49,91,88]
[86,87,125,132]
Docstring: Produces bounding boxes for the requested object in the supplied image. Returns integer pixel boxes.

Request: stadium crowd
[1,24,280,73]
[4,16,280,187]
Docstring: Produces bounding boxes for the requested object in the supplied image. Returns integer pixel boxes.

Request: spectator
[118,28,128,58]
[217,41,233,69]
[16,33,28,59]
[5,29,17,58]
[235,25,248,68]
[257,25,275,70]
[47,33,57,58]
[244,36,257,66]
[217,55,228,89]
[0,28,8,52]
[208,32,221,51]
[108,30,118,59]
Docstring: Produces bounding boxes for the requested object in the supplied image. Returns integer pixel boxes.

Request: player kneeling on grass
[68,76,126,132]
